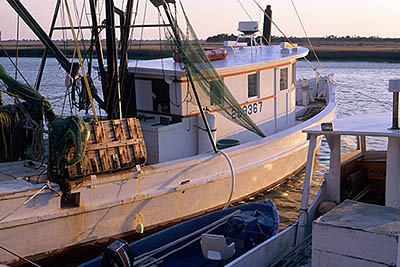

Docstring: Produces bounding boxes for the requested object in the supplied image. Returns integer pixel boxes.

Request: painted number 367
[231,101,263,119]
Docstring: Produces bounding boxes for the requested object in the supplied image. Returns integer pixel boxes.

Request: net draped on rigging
[161,2,265,138]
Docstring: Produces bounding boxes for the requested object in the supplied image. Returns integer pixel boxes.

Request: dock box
[312,200,400,267]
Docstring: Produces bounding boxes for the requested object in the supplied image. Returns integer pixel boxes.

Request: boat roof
[304,112,400,137]
[127,45,308,77]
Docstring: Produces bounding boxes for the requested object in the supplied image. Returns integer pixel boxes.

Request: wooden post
[386,137,400,208]
[325,134,341,203]
[314,72,320,98]
[296,134,317,246]
[301,79,309,106]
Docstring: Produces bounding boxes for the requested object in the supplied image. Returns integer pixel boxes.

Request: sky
[0,0,399,41]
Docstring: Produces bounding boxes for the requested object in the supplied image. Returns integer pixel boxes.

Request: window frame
[279,67,289,91]
[247,72,260,99]
[291,62,296,87]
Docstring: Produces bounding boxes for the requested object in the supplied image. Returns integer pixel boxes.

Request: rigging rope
[64,0,98,122]
[236,0,253,20]
[219,150,235,209]
[160,2,265,138]
[0,244,42,267]
[290,0,329,80]
[251,0,334,86]
[337,83,391,106]
[0,43,32,87]
[15,14,20,80]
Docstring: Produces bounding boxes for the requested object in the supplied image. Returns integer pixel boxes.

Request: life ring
[173,48,227,62]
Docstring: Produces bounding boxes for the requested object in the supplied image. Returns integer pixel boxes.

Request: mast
[104,0,122,119]
[119,0,135,117]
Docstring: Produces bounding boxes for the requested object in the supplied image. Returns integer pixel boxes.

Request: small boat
[81,200,278,267]
[227,80,400,266]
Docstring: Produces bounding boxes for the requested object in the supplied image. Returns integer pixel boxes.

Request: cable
[252,0,334,86]
[236,0,253,20]
[219,150,236,209]
[0,244,41,267]
[290,0,329,81]
[15,14,20,80]
[337,82,391,106]
[0,43,31,87]
[64,0,99,121]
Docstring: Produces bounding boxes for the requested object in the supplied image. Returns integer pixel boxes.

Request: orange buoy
[173,48,227,62]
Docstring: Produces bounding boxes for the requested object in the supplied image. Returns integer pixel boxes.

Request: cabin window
[248,73,259,98]
[152,79,170,113]
[210,79,224,106]
[280,68,288,91]
[292,63,296,86]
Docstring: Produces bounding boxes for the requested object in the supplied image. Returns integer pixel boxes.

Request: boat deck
[0,160,47,182]
[0,160,48,195]
[128,45,308,77]
[305,112,396,137]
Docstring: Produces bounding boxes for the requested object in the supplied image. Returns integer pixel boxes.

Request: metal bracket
[24,181,61,205]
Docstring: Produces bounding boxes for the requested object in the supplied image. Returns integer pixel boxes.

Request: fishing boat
[0,0,336,264]
[227,80,400,266]
[80,200,278,267]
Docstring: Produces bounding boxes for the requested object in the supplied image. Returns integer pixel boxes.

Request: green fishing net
[166,4,265,138]
[48,116,89,178]
[0,105,17,162]
[0,64,88,175]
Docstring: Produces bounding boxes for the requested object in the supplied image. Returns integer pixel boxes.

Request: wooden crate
[66,118,147,179]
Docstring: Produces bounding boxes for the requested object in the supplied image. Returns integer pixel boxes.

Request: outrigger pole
[35,0,62,90]
[6,0,74,76]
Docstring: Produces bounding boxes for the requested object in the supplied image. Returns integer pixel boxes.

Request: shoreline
[1,39,400,62]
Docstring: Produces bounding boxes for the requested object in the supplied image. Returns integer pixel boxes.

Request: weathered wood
[386,136,400,207]
[65,118,147,179]
[313,200,400,267]
[296,134,317,246]
[325,134,341,203]
[357,160,386,180]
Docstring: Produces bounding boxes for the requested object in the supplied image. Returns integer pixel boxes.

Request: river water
[262,60,399,228]
[0,57,398,261]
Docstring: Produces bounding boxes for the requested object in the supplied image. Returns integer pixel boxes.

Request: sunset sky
[0,0,399,40]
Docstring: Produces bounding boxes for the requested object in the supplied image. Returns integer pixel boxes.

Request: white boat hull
[0,81,336,264]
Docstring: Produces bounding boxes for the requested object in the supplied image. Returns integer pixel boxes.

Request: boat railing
[295,73,335,106]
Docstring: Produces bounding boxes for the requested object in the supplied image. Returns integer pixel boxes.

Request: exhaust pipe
[262,5,272,45]
[389,79,400,129]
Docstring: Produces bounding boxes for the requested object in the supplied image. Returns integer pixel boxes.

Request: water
[0,57,397,258]
[262,60,398,228]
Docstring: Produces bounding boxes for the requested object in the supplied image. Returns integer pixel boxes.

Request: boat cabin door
[275,66,290,131]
